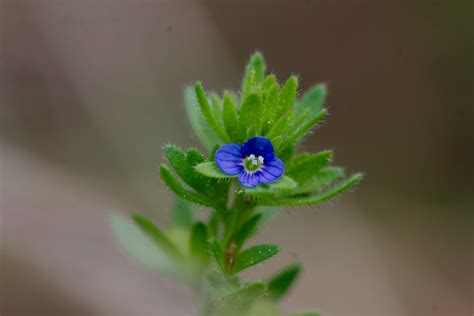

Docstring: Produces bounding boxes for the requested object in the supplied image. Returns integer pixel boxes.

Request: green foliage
[222,92,242,143]
[215,281,268,316]
[195,161,235,179]
[112,52,363,316]
[295,84,327,119]
[170,198,194,229]
[234,213,262,248]
[132,213,182,259]
[184,87,221,150]
[231,244,280,274]
[278,76,298,117]
[190,222,209,264]
[240,93,263,138]
[159,164,214,207]
[195,82,230,143]
[209,238,226,273]
[287,151,333,185]
[268,264,302,300]
[261,173,364,206]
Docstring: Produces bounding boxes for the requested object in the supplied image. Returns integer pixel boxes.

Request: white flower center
[245,155,264,170]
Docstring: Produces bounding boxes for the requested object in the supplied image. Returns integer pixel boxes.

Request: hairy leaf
[210,92,223,125]
[184,86,220,150]
[242,52,266,99]
[159,164,213,207]
[232,244,280,273]
[194,161,236,179]
[268,263,302,300]
[223,92,242,143]
[277,76,298,117]
[170,198,194,229]
[241,68,255,100]
[262,81,280,132]
[234,213,262,248]
[262,173,363,206]
[195,82,230,142]
[215,282,268,316]
[132,213,182,259]
[247,52,266,85]
[239,93,263,138]
[286,108,327,145]
[265,111,294,141]
[243,176,297,200]
[286,150,333,185]
[209,238,225,273]
[295,84,327,119]
[296,167,344,194]
[190,222,209,264]
[110,214,187,281]
[262,74,277,91]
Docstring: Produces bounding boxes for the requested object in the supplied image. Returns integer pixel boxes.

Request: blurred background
[1,0,472,315]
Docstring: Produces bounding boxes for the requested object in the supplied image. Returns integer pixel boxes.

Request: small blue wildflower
[215,136,284,187]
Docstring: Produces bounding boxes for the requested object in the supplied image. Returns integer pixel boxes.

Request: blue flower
[215,136,284,187]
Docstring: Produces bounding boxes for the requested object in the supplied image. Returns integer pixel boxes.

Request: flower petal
[258,157,284,184]
[215,143,243,175]
[240,136,274,161]
[238,171,259,187]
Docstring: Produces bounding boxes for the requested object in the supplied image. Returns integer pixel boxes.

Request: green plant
[111,52,362,316]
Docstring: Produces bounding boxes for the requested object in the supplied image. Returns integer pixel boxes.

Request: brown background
[1,1,473,315]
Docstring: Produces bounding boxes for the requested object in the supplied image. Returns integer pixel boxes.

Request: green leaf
[286,108,327,145]
[248,52,266,84]
[268,263,302,300]
[195,82,230,143]
[296,167,344,194]
[257,206,281,223]
[170,198,194,229]
[242,68,256,100]
[277,144,295,164]
[215,281,268,316]
[265,111,294,141]
[132,213,182,259]
[190,222,209,263]
[210,92,223,124]
[243,176,297,200]
[262,173,363,206]
[164,145,221,198]
[110,214,187,281]
[165,145,201,190]
[239,93,263,138]
[223,92,242,143]
[277,76,298,117]
[262,74,277,91]
[247,300,281,316]
[262,82,281,132]
[208,212,220,238]
[159,164,214,207]
[242,52,266,98]
[295,84,327,119]
[234,213,262,248]
[209,238,225,273]
[272,135,284,152]
[194,161,235,179]
[286,150,333,185]
[184,86,221,150]
[232,244,280,273]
